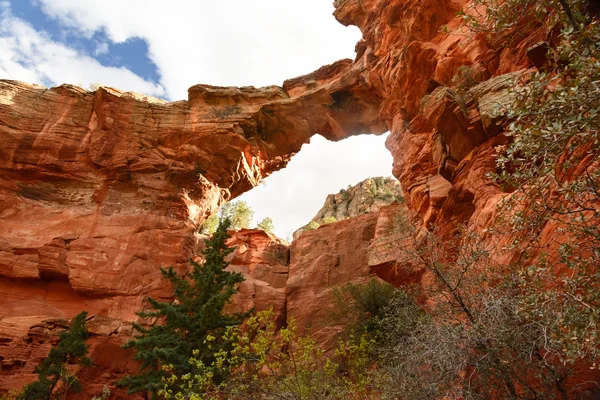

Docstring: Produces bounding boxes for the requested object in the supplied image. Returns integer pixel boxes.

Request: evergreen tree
[20,311,91,400]
[118,218,247,397]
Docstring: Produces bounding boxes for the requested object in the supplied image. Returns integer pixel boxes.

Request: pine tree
[20,311,91,400]
[118,218,247,397]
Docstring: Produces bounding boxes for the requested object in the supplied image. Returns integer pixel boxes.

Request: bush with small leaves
[452,65,478,93]
[331,278,399,337]
[376,218,598,399]
[158,309,377,400]
[303,220,320,231]
[90,386,110,400]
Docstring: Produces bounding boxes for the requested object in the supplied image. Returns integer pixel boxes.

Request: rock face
[293,176,403,238]
[0,207,403,395]
[0,228,292,396]
[0,59,385,300]
[287,212,378,349]
[311,177,403,223]
[332,0,545,231]
[0,61,385,394]
[1,0,598,397]
[225,229,289,327]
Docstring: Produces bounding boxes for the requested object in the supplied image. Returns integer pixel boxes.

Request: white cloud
[34,0,363,100]
[0,4,165,96]
[237,133,395,239]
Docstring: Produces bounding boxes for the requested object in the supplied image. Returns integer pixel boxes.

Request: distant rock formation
[293,176,403,239]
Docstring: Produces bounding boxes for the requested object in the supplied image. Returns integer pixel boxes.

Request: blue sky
[0,0,394,238]
[9,0,160,82]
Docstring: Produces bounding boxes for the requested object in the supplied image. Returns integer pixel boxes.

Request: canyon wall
[334,0,546,232]
[0,62,385,394]
[1,0,596,397]
[0,204,403,396]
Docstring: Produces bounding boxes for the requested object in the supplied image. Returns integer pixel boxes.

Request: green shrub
[304,221,320,231]
[331,279,400,337]
[158,310,377,399]
[90,386,110,400]
[368,183,377,196]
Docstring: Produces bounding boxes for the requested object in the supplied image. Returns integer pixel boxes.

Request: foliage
[491,18,600,366]
[453,2,600,393]
[368,183,377,197]
[158,310,377,400]
[382,188,396,202]
[220,201,254,230]
[19,312,91,400]
[373,221,582,399]
[256,217,274,233]
[331,279,399,337]
[452,65,478,93]
[200,214,219,235]
[119,219,248,397]
[90,386,111,400]
[303,221,320,231]
[459,0,588,35]
[321,216,338,225]
[201,201,256,235]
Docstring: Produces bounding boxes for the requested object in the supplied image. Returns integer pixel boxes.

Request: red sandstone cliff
[1,0,598,397]
[0,62,385,393]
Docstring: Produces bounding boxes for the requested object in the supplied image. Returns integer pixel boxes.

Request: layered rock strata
[0,59,385,295]
[0,229,291,395]
[1,0,598,396]
[0,60,385,393]
[1,206,403,395]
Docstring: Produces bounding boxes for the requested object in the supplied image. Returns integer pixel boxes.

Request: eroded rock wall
[293,176,403,238]
[332,0,548,231]
[1,0,594,396]
[0,59,385,298]
[0,58,386,393]
[287,212,378,349]
[0,229,291,396]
